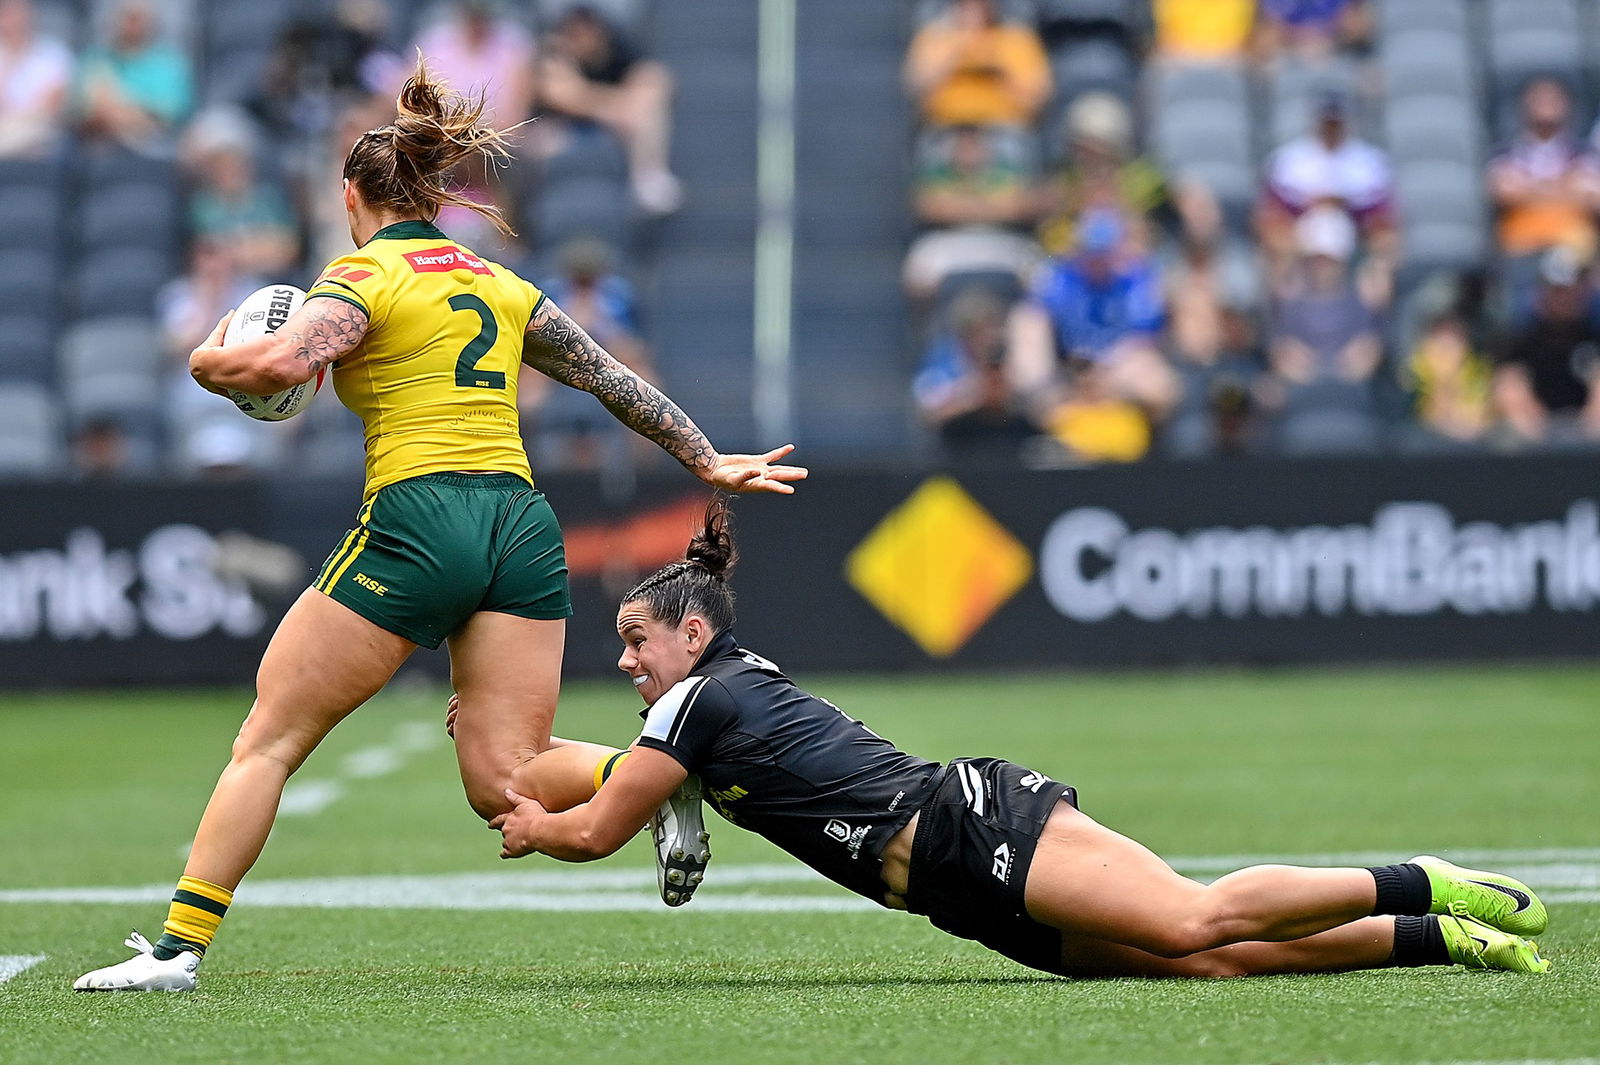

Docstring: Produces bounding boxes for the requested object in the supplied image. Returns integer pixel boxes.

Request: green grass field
[1,665,1597,1064]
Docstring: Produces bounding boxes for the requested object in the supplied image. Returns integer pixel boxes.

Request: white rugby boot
[651,776,711,907]
[73,931,201,992]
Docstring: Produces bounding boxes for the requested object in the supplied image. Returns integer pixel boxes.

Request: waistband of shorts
[396,472,534,491]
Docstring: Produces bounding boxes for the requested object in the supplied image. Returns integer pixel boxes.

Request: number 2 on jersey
[449,293,505,389]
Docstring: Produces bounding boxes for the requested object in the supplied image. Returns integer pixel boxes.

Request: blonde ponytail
[343,53,520,235]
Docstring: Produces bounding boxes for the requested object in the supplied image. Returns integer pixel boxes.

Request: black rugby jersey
[634,629,941,904]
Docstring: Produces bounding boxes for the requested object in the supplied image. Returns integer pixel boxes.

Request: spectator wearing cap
[1267,205,1382,386]
[0,0,73,158]
[1036,92,1169,258]
[1258,90,1394,271]
[1493,247,1600,445]
[76,0,193,154]
[902,124,1041,304]
[913,289,1036,460]
[1008,208,1177,431]
[904,0,1051,129]
[1490,78,1600,263]
[536,5,681,215]
[183,111,300,277]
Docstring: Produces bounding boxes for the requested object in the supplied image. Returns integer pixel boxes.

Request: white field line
[279,721,444,818]
[3,848,1599,914]
[0,954,46,983]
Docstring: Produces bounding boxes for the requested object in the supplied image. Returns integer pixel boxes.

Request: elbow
[572,826,626,862]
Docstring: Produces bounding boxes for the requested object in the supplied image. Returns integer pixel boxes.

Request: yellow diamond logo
[845,477,1032,658]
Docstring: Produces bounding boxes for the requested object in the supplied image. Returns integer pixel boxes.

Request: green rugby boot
[1409,854,1548,936]
[1438,913,1551,973]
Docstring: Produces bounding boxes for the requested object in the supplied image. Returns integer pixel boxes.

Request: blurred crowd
[0,0,671,480]
[904,0,1600,464]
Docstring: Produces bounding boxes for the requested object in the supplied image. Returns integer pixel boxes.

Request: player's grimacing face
[616,603,698,704]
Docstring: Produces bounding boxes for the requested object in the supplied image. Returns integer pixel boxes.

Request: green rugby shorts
[314,472,572,648]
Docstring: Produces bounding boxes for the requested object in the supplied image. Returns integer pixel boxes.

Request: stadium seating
[0,380,65,477]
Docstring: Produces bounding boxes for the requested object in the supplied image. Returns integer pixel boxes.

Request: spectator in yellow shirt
[904,0,1051,128]
[1152,0,1256,61]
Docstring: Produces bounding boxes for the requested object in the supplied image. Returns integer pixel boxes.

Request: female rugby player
[74,60,804,993]
[486,501,1553,979]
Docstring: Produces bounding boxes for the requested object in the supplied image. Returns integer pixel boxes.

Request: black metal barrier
[3,455,1598,687]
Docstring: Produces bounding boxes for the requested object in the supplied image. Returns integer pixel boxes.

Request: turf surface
[1,665,1596,1064]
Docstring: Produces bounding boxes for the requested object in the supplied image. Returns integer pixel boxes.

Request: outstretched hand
[488,787,549,859]
[704,444,808,495]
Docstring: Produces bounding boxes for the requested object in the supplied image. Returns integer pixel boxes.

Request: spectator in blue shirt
[77,0,193,154]
[1007,208,1178,423]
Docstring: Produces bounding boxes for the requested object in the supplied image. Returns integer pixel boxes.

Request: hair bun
[685,496,737,579]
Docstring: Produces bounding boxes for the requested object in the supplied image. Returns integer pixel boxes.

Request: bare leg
[1024,803,1378,958]
[523,740,624,811]
[1052,918,1395,978]
[184,590,416,889]
[447,612,565,820]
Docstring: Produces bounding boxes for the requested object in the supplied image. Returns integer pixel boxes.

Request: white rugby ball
[222,283,323,422]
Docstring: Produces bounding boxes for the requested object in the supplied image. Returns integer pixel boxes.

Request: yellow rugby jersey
[305,220,542,499]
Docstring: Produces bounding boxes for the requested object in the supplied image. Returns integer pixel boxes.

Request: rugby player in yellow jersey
[74,58,805,992]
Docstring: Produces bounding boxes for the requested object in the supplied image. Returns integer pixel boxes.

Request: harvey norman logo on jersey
[403,245,493,275]
[845,477,1600,658]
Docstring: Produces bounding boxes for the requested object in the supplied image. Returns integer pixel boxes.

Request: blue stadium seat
[1384,97,1482,166]
[541,127,631,187]
[0,186,64,249]
[532,178,633,254]
[0,249,60,317]
[71,248,174,318]
[0,315,57,385]
[1377,0,1468,36]
[0,379,65,477]
[56,315,165,424]
[78,184,180,254]
[1381,52,1476,104]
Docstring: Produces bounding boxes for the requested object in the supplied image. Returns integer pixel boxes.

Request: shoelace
[123,930,155,956]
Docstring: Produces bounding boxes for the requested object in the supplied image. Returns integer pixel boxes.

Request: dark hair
[622,497,737,632]
[342,53,517,235]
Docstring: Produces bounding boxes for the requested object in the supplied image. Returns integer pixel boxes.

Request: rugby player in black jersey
[475,501,1553,978]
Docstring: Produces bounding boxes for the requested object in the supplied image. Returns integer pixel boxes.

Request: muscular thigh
[241,588,416,770]
[447,611,565,813]
[1023,803,1209,943]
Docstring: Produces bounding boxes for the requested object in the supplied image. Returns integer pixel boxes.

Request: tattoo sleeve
[289,297,370,373]
[523,300,716,476]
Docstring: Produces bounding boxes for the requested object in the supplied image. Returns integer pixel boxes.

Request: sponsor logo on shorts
[403,245,494,275]
[353,573,388,596]
[992,843,1012,883]
[1018,772,1047,793]
[823,818,869,859]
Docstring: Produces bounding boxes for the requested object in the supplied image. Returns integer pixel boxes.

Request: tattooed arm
[524,300,808,493]
[188,297,368,396]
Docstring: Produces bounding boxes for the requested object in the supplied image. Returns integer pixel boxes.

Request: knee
[229,705,316,775]
[1140,907,1234,959]
[458,750,537,822]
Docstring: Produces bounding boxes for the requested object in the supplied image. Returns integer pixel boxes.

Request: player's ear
[683,614,706,651]
[342,178,356,213]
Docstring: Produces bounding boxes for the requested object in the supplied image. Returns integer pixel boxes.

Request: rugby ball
[221,283,323,421]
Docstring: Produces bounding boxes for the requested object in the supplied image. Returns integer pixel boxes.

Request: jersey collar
[367,219,448,242]
[634,629,741,720]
